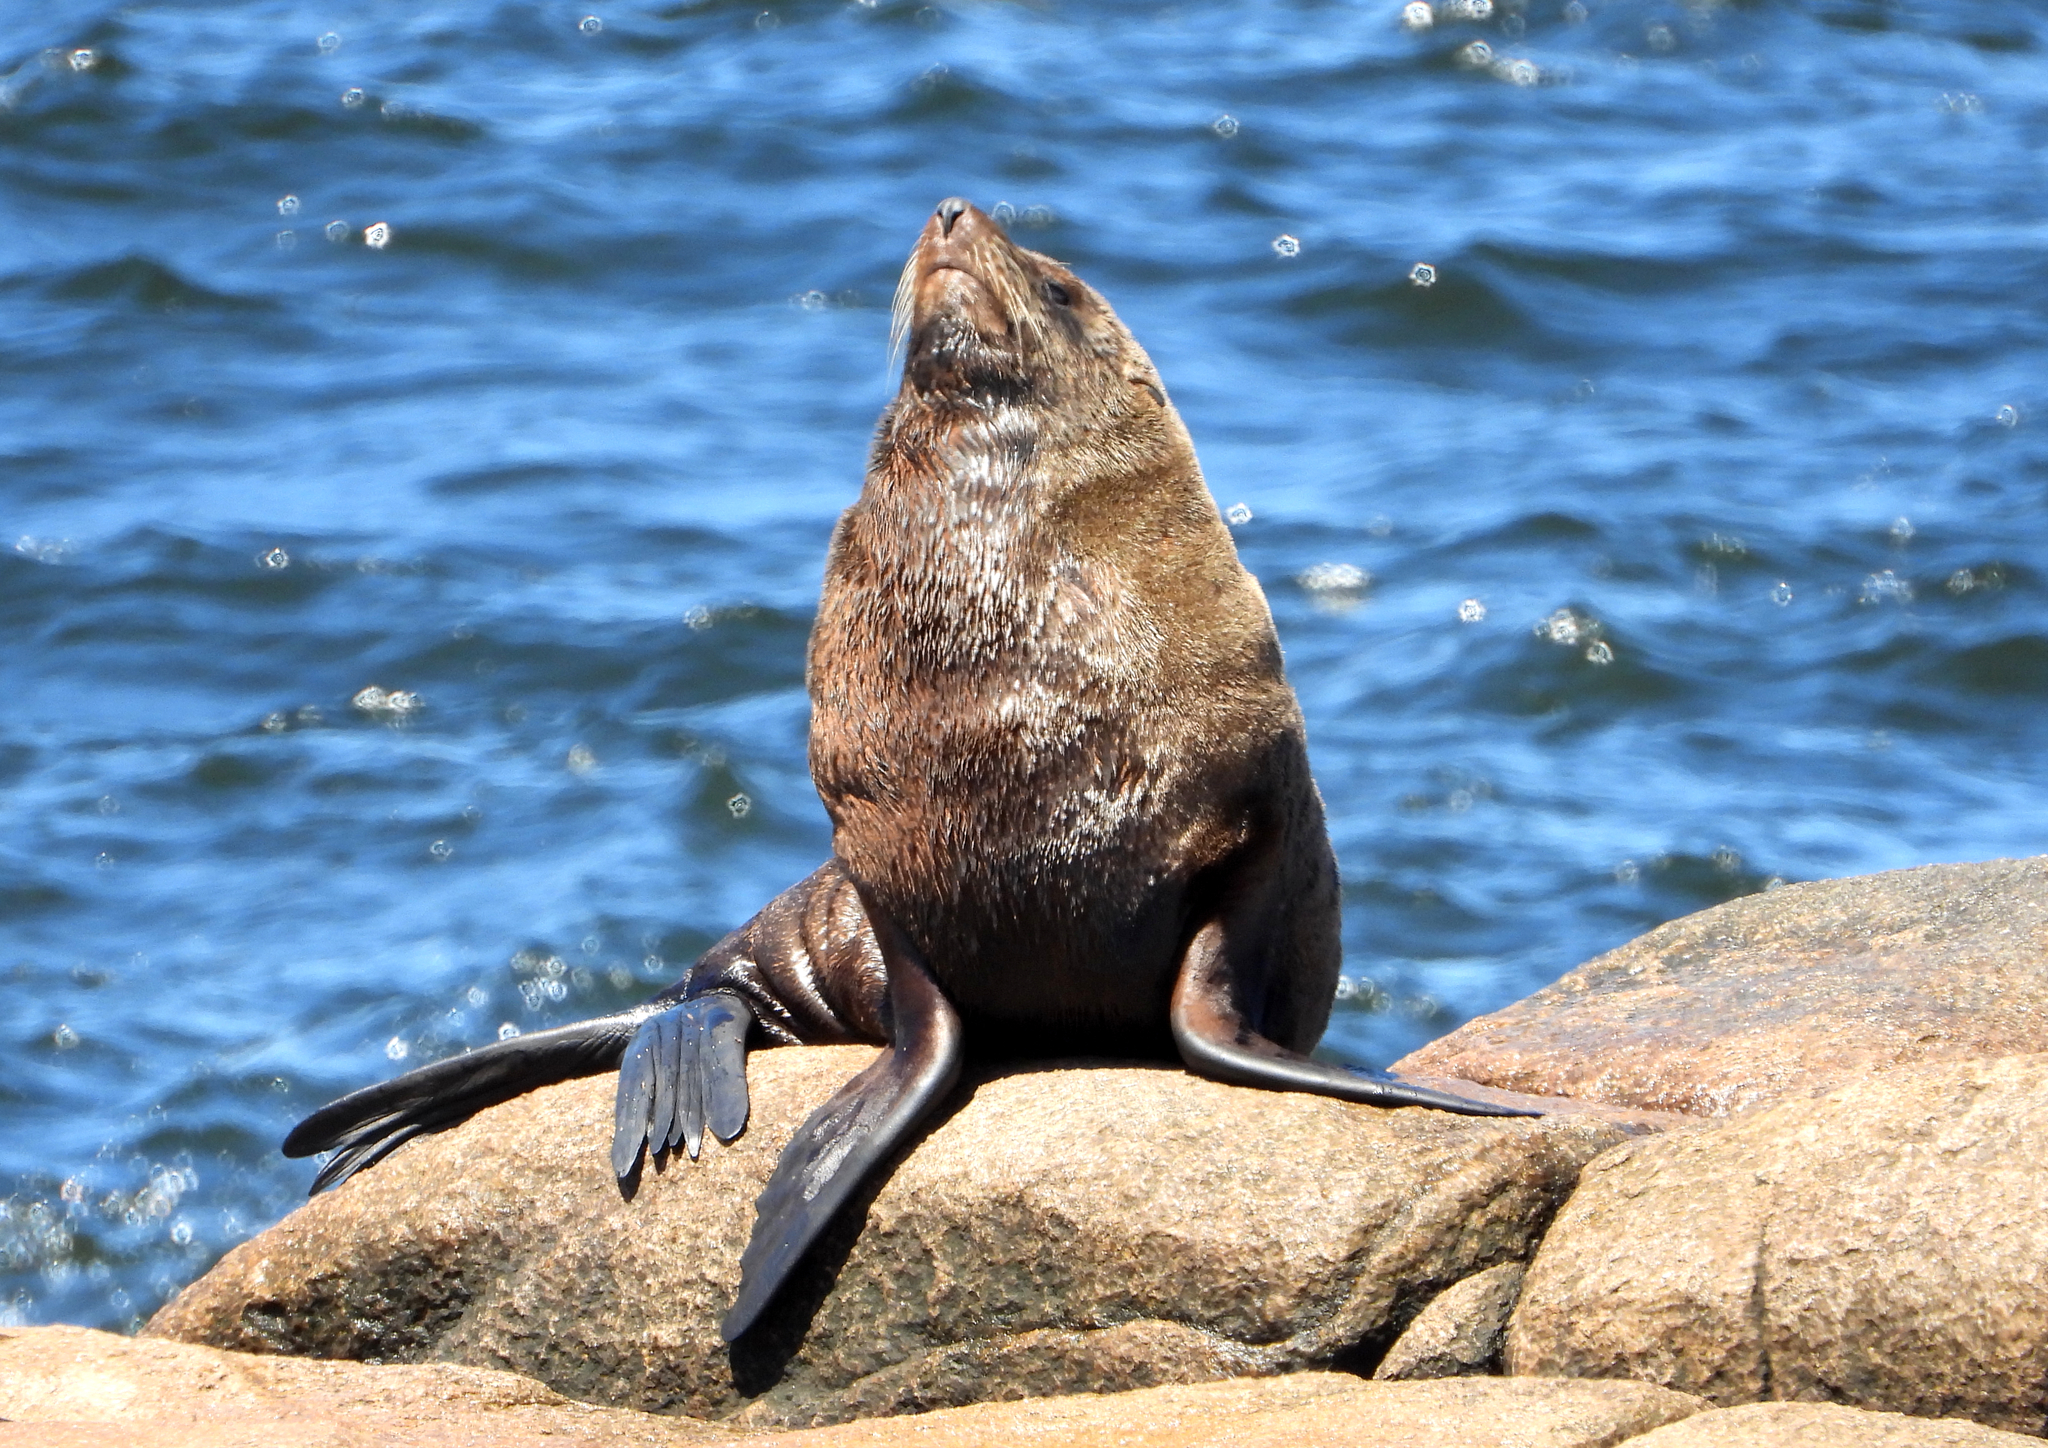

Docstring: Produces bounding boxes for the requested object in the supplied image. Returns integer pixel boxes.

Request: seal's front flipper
[1171,918,1540,1120]
[612,990,753,1179]
[720,915,962,1342]
[286,1009,654,1192]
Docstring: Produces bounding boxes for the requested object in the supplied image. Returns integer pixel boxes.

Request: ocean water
[4,0,2045,1333]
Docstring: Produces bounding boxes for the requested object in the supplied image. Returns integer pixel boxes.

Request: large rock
[1373,1261,1524,1381]
[0,1322,723,1447]
[148,1047,1639,1427]
[0,1331,1707,1448]
[700,1373,1707,1448]
[1623,1402,2038,1447]
[1396,857,2048,1115]
[1507,1054,2048,1435]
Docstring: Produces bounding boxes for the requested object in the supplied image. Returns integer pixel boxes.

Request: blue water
[4,0,2045,1334]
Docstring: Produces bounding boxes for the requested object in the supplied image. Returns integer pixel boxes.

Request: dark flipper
[284,1008,657,1191]
[1171,917,1540,1119]
[720,911,962,1342]
[611,990,754,1178]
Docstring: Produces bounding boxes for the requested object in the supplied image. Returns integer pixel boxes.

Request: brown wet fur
[793,201,1342,1061]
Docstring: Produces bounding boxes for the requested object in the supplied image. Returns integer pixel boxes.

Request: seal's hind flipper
[611,990,753,1178]
[285,1009,654,1191]
[1171,916,1540,1120]
[721,922,962,1342]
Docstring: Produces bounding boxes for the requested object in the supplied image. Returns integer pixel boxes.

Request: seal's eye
[1041,280,1072,307]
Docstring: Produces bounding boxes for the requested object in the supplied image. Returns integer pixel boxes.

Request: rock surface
[149,1048,1637,1426]
[1373,1261,1524,1380]
[1395,857,2048,1115]
[0,1331,1709,1448]
[1507,1054,2048,1435]
[1623,1402,2038,1447]
[0,1322,724,1446]
[697,1373,1706,1448]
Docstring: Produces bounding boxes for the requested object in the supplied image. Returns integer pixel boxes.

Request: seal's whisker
[887,246,920,380]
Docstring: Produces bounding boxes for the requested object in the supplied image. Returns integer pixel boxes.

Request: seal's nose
[935,197,969,237]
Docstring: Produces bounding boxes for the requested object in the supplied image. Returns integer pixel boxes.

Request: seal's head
[884,197,1187,488]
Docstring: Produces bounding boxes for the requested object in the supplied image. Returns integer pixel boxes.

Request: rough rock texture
[1507,1054,2048,1435]
[1623,1402,2039,1447]
[149,1048,1637,1427]
[696,1373,1706,1448]
[0,1323,725,1447]
[1372,1261,1524,1380]
[1395,857,2048,1115]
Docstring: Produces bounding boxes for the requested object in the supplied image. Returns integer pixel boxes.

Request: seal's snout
[896,196,1033,393]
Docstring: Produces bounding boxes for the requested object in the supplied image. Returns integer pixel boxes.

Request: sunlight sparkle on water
[1299,563,1368,593]
[352,686,422,715]
[1537,606,1599,647]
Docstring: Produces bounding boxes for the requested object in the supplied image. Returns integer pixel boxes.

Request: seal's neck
[847,398,1067,666]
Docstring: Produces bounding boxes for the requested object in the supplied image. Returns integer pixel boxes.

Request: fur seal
[285,197,1535,1344]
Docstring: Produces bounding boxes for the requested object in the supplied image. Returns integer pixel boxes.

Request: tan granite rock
[1395,857,2048,1115]
[698,1373,1705,1448]
[0,1322,725,1447]
[1373,1261,1525,1380]
[1507,1054,2048,1434]
[148,1048,1638,1426]
[1622,1401,2037,1447]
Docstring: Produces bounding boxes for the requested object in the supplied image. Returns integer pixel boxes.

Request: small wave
[1281,259,1541,354]
[428,460,646,497]
[1461,618,1692,727]
[1936,635,2048,698]
[38,256,273,314]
